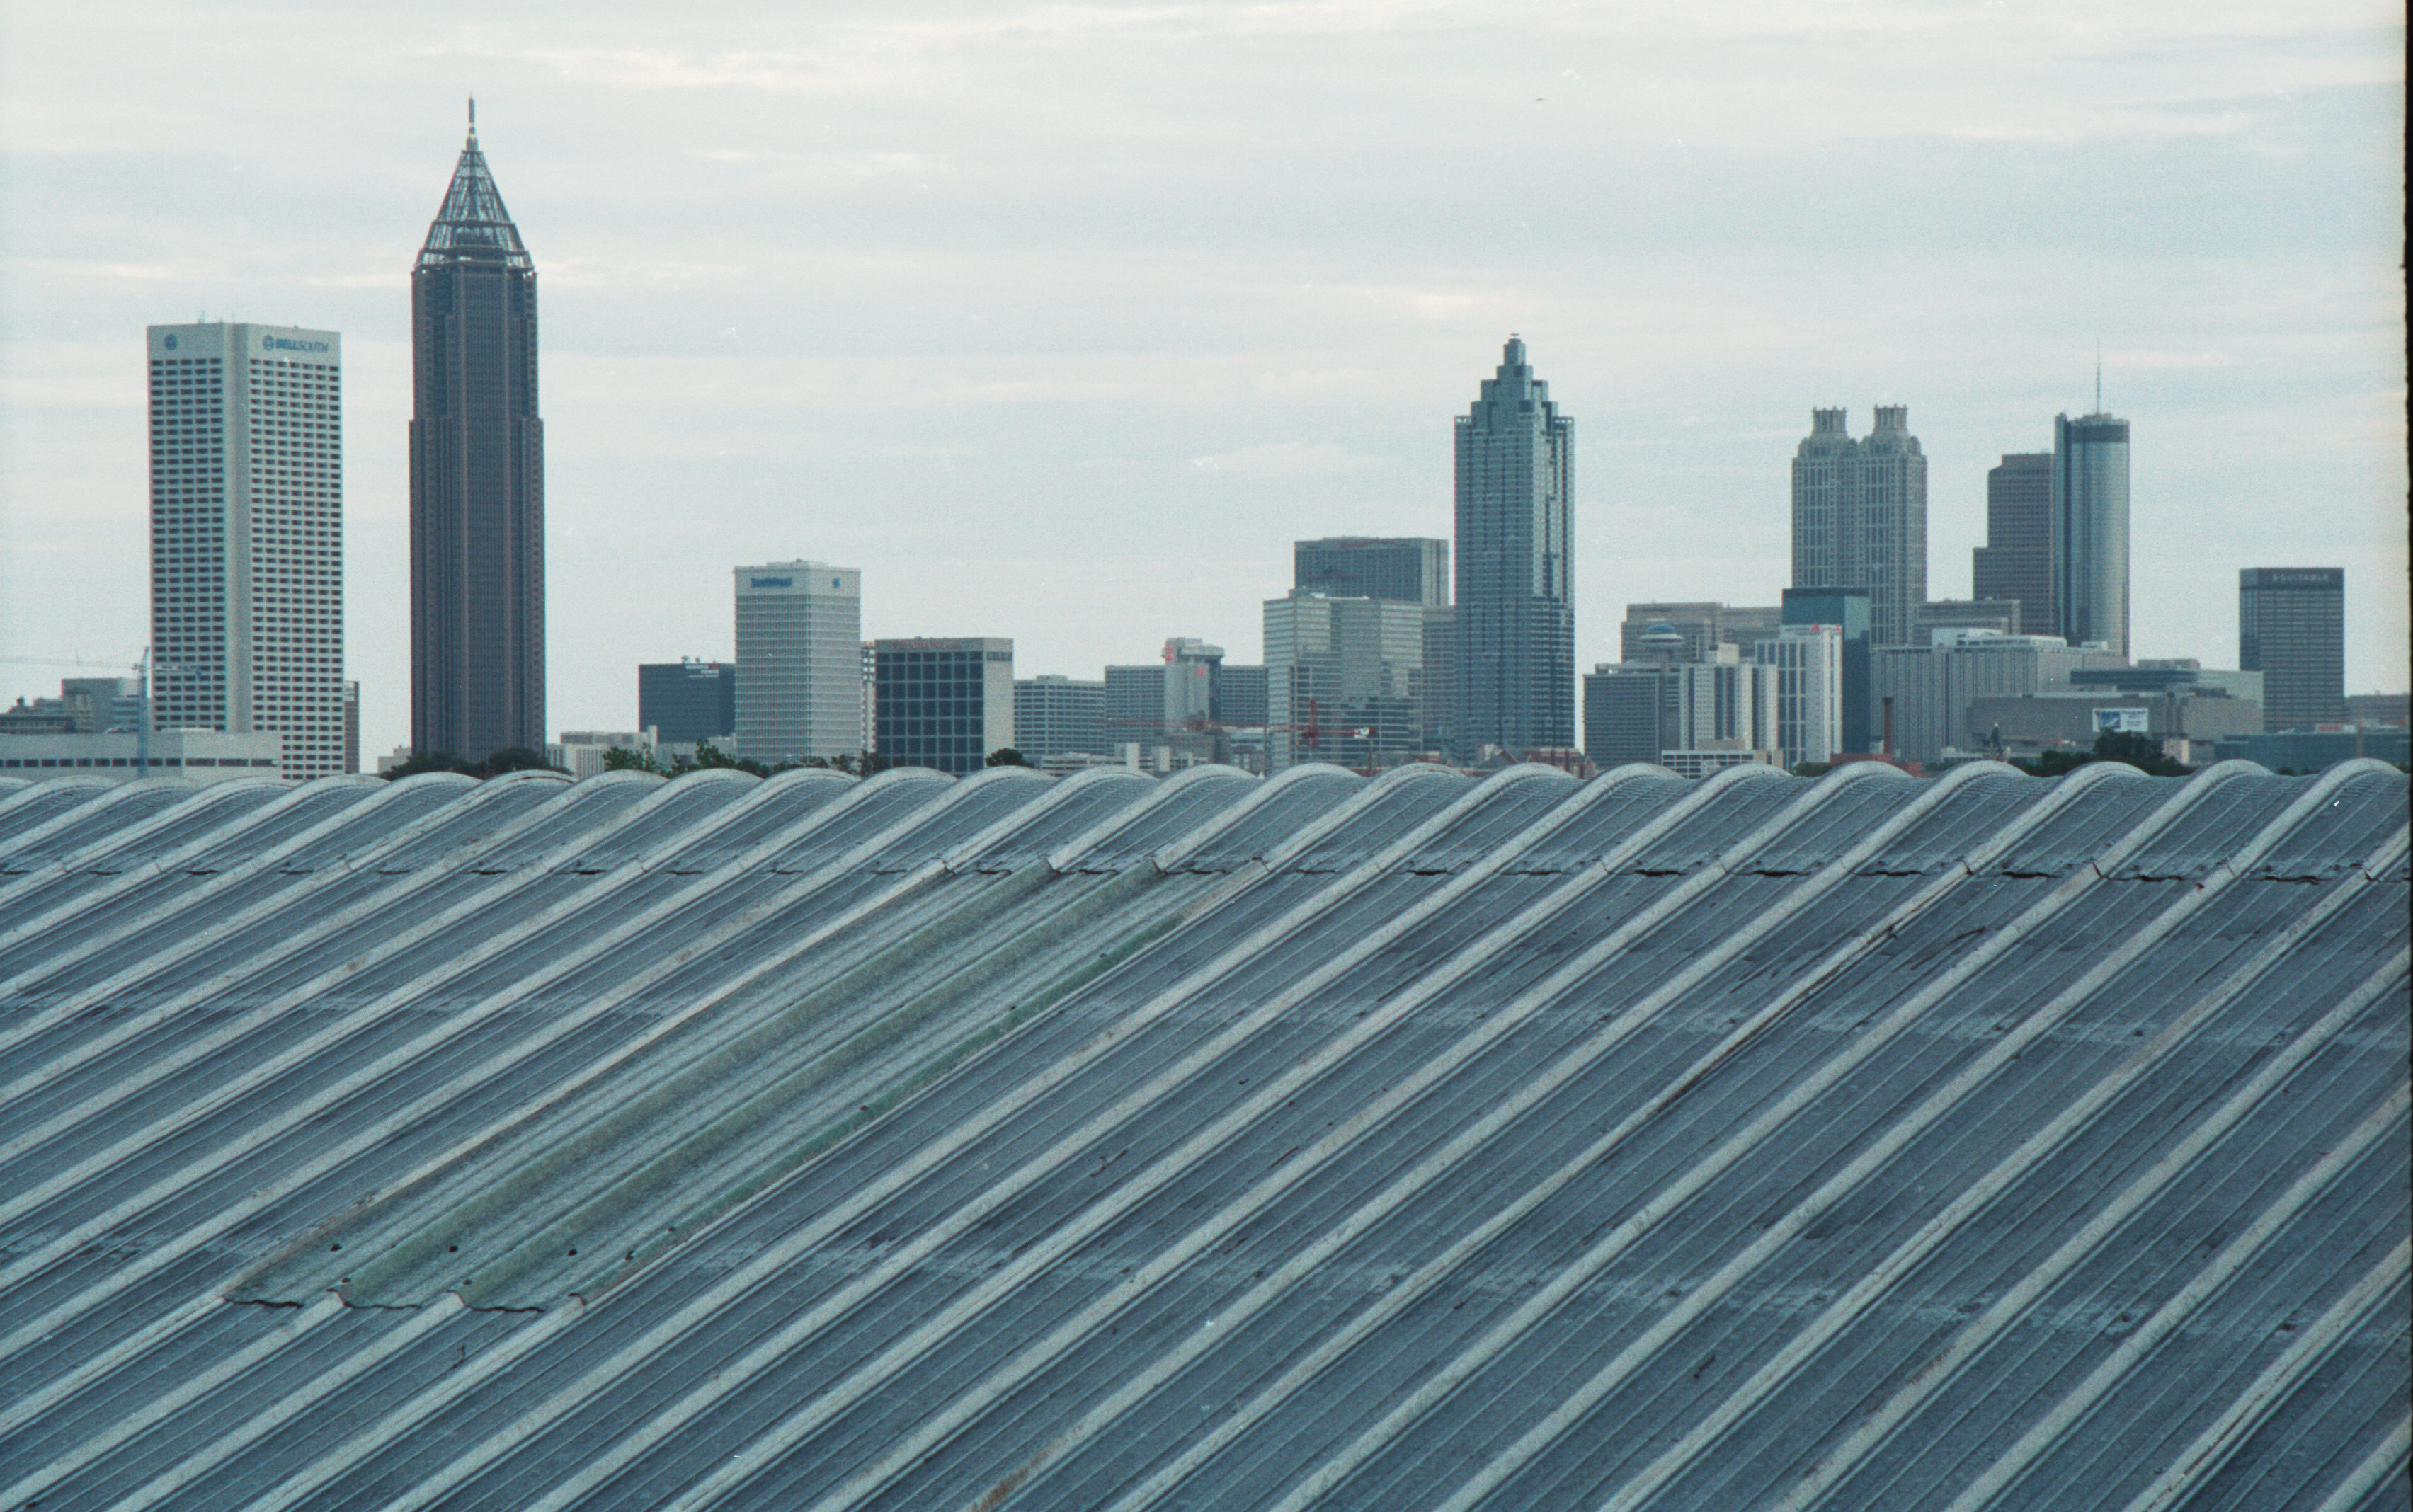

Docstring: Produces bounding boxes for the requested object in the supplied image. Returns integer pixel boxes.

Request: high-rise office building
[1782,587,1873,754]
[1295,539,1454,754]
[639,660,738,745]
[1582,667,1663,771]
[1013,676,1107,763]
[147,321,344,781]
[1294,538,1449,606]
[1216,665,1270,728]
[1789,406,1927,649]
[1104,664,1168,762]
[1973,452,2055,638]
[873,638,1014,775]
[1265,592,1424,772]
[2239,568,2346,731]
[1455,336,1573,758]
[1581,657,1778,775]
[1756,623,1845,769]
[2053,411,2130,658]
[411,105,544,762]
[1162,638,1224,726]
[734,563,862,764]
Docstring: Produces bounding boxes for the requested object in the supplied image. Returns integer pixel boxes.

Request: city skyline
[1,4,2404,761]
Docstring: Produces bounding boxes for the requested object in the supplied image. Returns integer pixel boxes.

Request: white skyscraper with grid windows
[732,561,863,764]
[147,322,344,780]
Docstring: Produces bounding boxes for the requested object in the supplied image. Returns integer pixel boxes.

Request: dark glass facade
[1973,452,2055,640]
[1294,538,1448,607]
[2053,413,2129,658]
[2239,568,2346,731]
[411,115,544,762]
[638,661,737,745]
[1783,587,1874,754]
[1454,337,1573,759]
[874,639,1013,775]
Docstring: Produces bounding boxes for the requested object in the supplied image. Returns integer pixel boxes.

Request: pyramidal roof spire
[418,105,529,270]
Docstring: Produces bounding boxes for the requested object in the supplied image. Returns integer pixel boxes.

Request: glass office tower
[2053,412,2130,658]
[2238,568,2346,730]
[411,106,545,762]
[1454,336,1573,758]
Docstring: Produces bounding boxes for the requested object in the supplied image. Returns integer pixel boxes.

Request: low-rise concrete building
[1873,631,2126,767]
[0,729,282,784]
[1964,690,2262,759]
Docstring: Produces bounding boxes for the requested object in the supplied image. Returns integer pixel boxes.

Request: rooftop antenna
[467,95,477,140]
[2094,340,2102,413]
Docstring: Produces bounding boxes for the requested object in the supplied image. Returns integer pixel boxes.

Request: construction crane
[3,649,177,778]
[1108,700,1378,769]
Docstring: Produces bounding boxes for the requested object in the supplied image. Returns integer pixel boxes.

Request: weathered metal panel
[0,766,2402,1512]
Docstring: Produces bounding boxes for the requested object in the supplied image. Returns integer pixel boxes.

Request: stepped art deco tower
[1454,336,1575,760]
[411,103,544,762]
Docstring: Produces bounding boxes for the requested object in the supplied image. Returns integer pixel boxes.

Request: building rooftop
[1,759,2405,1509]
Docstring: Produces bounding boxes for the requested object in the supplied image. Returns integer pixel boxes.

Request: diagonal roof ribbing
[0,760,2403,1511]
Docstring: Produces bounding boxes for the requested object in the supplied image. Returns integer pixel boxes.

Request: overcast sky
[3,1,2404,759]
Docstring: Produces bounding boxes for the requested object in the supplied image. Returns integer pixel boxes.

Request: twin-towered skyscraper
[409,105,547,762]
[1790,406,1929,650]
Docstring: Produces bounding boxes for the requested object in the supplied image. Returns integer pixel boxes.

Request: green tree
[601,745,667,775]
[2017,728,2191,779]
[380,750,475,781]
[985,748,1032,768]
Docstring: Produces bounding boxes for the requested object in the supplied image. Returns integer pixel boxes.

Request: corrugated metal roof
[0,758,2404,1511]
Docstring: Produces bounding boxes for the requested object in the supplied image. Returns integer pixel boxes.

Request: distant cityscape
[4,112,2406,786]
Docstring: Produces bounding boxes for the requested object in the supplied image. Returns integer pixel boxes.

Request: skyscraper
[1973,452,2055,638]
[1789,406,1927,649]
[1782,586,1873,753]
[2053,411,2130,658]
[2239,568,2346,730]
[411,105,544,762]
[734,563,862,764]
[1756,623,1845,768]
[147,321,345,780]
[1265,592,1424,772]
[1294,537,1455,755]
[1454,336,1573,758]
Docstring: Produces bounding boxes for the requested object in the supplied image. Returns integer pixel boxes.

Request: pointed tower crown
[418,113,530,270]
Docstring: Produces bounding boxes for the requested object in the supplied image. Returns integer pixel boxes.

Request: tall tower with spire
[1454,336,1575,760]
[411,101,544,762]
